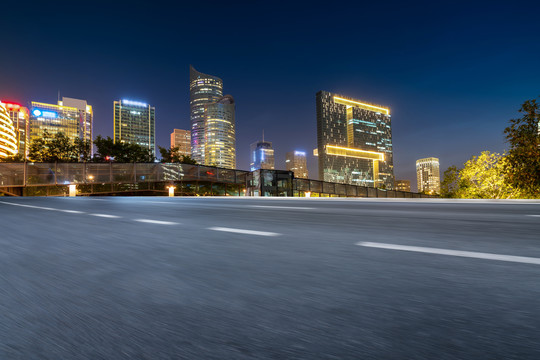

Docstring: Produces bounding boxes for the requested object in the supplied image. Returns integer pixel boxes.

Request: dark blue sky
[1,0,539,190]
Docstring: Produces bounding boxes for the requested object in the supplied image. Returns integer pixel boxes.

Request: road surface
[1,196,539,359]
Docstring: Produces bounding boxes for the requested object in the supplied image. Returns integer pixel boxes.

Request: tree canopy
[27,131,91,163]
[158,146,197,165]
[93,136,154,162]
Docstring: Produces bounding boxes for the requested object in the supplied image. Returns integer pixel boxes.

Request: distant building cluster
[1,66,438,194]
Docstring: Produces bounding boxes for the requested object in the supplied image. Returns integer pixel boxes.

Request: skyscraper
[29,98,93,150]
[286,151,308,178]
[316,91,394,188]
[170,129,191,157]
[204,95,236,168]
[395,179,411,192]
[2,102,29,158]
[113,99,155,157]
[416,157,440,194]
[0,102,18,159]
[190,65,223,164]
[59,97,93,152]
[250,140,275,171]
[29,101,80,144]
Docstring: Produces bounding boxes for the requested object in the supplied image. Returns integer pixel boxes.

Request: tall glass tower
[113,99,155,157]
[250,140,275,171]
[204,95,236,169]
[316,91,394,189]
[190,65,223,164]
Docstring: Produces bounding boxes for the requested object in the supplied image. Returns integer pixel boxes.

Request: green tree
[180,155,197,165]
[93,135,154,162]
[503,98,540,197]
[456,151,519,199]
[28,131,80,162]
[158,146,182,163]
[440,165,461,198]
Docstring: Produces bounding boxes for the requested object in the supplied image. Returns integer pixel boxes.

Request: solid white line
[0,202,58,211]
[247,205,314,210]
[357,242,540,265]
[208,227,281,236]
[134,219,179,225]
[90,213,120,218]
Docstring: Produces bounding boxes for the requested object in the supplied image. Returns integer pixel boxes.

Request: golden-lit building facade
[316,91,394,188]
[29,101,80,144]
[190,65,223,164]
[2,102,29,158]
[416,157,440,194]
[170,129,191,157]
[59,97,93,152]
[204,95,236,169]
[0,102,19,159]
[395,179,411,192]
[286,151,308,178]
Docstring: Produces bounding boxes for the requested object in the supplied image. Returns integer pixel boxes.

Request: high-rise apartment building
[170,129,191,157]
[59,97,93,153]
[416,157,440,194]
[204,95,236,168]
[190,65,223,164]
[0,102,18,159]
[250,140,275,171]
[286,151,308,179]
[113,99,155,157]
[316,91,394,188]
[2,102,29,158]
[29,98,93,150]
[395,179,411,192]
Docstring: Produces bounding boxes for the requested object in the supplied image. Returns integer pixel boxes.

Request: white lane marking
[528,215,540,217]
[208,227,281,237]
[357,242,540,265]
[134,219,179,225]
[247,205,314,210]
[90,213,120,218]
[60,209,85,214]
[0,201,57,210]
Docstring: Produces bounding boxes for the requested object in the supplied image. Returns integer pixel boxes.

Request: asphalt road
[1,196,540,359]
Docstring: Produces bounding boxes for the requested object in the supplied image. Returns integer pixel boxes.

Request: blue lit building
[250,140,275,171]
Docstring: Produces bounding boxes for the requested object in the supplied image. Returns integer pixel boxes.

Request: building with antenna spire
[250,131,275,171]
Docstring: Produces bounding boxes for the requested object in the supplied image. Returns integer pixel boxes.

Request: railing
[0,162,249,188]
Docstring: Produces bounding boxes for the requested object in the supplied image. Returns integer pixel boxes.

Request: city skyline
[1,2,539,191]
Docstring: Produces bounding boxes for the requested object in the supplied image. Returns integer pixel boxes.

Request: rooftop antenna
[57,90,60,103]
[262,129,265,142]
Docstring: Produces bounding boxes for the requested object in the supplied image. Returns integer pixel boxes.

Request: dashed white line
[90,214,121,218]
[527,215,540,217]
[134,219,179,225]
[357,242,540,265]
[208,227,281,237]
[60,209,85,214]
[247,205,314,210]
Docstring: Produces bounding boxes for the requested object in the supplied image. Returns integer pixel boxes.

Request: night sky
[1,0,539,191]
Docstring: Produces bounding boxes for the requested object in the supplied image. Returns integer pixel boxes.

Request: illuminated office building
[113,99,155,157]
[204,95,236,168]
[59,97,93,152]
[190,65,223,164]
[395,179,411,192]
[29,98,93,149]
[0,102,18,159]
[286,151,308,178]
[250,140,275,171]
[170,129,191,157]
[416,157,440,194]
[2,102,29,158]
[316,91,394,188]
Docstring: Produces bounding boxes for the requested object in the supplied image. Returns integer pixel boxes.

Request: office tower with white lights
[113,99,155,157]
[59,97,93,152]
[316,91,394,188]
[395,179,411,192]
[286,151,308,178]
[416,157,440,194]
